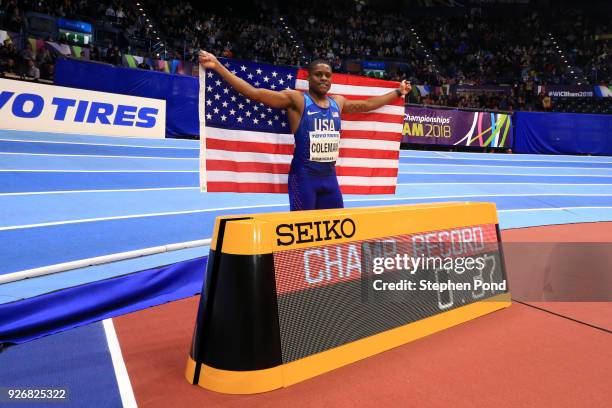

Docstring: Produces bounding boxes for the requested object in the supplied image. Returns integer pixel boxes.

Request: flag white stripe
[337,176,398,186]
[341,120,403,132]
[340,139,400,151]
[207,171,288,184]
[337,157,398,168]
[360,105,404,116]
[207,149,292,163]
[206,149,399,168]
[207,127,294,145]
[206,171,397,186]
[296,79,398,97]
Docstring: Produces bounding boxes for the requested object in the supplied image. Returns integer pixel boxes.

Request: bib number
[309,131,340,162]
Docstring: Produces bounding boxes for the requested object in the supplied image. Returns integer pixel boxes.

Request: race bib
[309,131,341,162]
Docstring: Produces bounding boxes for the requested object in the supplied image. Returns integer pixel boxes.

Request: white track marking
[103,319,138,408]
[0,170,197,173]
[0,187,198,196]
[0,137,198,149]
[0,152,197,160]
[398,171,612,177]
[0,204,288,231]
[398,163,612,171]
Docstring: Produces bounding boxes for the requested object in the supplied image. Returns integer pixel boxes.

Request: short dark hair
[307,59,332,74]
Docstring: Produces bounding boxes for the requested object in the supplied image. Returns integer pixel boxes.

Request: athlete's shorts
[288,171,344,211]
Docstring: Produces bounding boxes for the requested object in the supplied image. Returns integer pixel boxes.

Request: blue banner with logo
[55,58,198,138]
[514,112,612,155]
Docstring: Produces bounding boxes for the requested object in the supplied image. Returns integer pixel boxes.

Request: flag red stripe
[207,160,290,174]
[338,94,405,106]
[342,112,405,123]
[336,166,398,177]
[206,138,294,155]
[339,148,399,160]
[341,130,402,142]
[207,182,288,193]
[340,185,397,194]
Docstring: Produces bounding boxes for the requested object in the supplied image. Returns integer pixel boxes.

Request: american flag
[199,58,404,194]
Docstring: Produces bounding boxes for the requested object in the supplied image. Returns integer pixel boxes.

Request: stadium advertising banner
[537,85,612,98]
[0,78,166,138]
[402,106,513,148]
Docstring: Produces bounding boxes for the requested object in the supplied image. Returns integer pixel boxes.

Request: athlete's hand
[399,80,412,96]
[199,50,221,70]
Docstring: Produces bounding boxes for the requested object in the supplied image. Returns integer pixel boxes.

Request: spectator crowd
[0,0,610,114]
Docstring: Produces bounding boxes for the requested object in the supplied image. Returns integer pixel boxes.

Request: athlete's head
[307,59,332,96]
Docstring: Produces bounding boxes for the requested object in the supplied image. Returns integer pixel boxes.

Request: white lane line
[3,193,612,231]
[103,319,138,408]
[0,187,199,196]
[433,151,452,159]
[499,206,612,213]
[399,153,612,164]
[398,163,612,171]
[396,182,612,186]
[398,171,612,177]
[0,152,197,160]
[344,193,612,203]
[0,170,198,173]
[0,137,199,150]
[0,203,288,231]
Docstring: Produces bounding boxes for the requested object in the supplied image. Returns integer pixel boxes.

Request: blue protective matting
[0,321,122,407]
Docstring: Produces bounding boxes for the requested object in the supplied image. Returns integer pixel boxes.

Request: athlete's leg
[288,172,317,211]
[315,175,344,210]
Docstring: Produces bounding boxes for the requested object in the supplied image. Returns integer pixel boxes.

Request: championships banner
[402,106,513,148]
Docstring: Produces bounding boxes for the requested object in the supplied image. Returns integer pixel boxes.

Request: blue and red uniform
[288,93,343,211]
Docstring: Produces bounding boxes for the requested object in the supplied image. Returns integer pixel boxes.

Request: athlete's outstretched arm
[334,80,411,114]
[199,50,299,110]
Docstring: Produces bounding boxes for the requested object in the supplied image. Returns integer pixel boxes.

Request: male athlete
[199,51,411,211]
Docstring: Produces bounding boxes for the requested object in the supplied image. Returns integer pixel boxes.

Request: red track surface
[114,223,612,407]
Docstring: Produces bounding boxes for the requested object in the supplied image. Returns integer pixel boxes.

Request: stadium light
[149,24,153,28]
[156,37,160,40]
[139,8,143,11]
[280,17,283,21]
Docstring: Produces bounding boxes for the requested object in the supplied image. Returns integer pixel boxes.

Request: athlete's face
[308,64,332,96]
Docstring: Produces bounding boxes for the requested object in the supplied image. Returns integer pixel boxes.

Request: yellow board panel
[212,202,499,255]
[186,294,511,394]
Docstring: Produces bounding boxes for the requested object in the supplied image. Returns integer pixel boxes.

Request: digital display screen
[273,223,507,363]
[57,18,92,34]
[58,30,92,46]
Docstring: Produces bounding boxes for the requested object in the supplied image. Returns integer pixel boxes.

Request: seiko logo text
[276,218,356,246]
